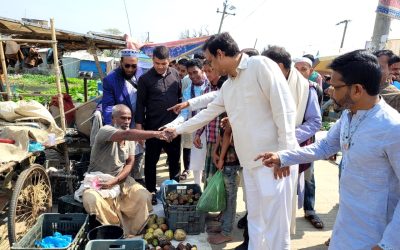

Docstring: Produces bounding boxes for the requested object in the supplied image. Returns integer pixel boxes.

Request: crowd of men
[81,32,400,250]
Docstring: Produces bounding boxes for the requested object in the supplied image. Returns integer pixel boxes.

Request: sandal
[212,212,223,222]
[237,212,248,229]
[304,214,324,229]
[179,170,190,180]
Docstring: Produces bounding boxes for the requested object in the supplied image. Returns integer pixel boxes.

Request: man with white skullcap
[293,57,325,230]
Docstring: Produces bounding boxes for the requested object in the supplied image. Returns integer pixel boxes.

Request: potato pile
[165,189,200,206]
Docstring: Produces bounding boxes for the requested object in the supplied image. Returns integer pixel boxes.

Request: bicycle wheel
[8,164,52,245]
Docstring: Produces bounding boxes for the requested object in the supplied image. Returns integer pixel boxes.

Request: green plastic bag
[196,171,226,212]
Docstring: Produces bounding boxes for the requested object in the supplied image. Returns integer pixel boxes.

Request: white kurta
[175,54,298,249]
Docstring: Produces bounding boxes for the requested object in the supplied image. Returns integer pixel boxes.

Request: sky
[1,0,400,57]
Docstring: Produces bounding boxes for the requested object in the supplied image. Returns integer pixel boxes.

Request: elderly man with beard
[257,50,400,250]
[292,56,325,230]
[83,104,169,237]
[102,49,145,183]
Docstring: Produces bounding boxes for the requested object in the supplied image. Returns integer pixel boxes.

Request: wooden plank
[53,95,102,119]
[0,38,10,100]
[0,38,56,44]
[92,53,105,80]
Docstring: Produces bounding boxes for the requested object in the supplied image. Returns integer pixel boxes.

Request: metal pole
[336,20,351,50]
[217,0,228,34]
[340,21,348,49]
[253,38,258,49]
[59,59,69,95]
[123,0,133,37]
[0,37,10,100]
[50,18,67,132]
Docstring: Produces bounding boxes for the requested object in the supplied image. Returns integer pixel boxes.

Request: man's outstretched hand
[254,152,290,179]
[167,101,189,114]
[156,131,175,142]
[163,128,178,141]
[254,152,281,166]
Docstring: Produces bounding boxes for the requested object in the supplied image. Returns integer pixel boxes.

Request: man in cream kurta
[165,33,298,250]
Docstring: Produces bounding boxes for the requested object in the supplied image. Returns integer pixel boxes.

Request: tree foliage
[180,26,210,39]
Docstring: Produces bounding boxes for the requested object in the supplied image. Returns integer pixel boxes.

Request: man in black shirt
[135,46,182,204]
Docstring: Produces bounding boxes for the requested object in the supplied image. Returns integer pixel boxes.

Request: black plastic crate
[162,184,205,234]
[11,213,88,250]
[58,194,87,214]
[85,239,145,250]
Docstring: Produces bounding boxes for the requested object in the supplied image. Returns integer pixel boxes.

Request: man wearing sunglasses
[102,49,145,184]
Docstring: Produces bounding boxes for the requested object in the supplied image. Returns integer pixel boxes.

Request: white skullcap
[120,49,137,58]
[293,57,313,67]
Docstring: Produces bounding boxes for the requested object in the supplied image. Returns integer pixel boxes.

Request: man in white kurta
[166,32,298,250]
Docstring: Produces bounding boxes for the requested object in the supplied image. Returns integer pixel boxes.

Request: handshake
[155,128,178,143]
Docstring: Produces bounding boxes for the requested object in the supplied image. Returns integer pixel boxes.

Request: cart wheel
[8,164,52,245]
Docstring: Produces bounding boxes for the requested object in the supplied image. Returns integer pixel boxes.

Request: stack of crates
[162,184,205,234]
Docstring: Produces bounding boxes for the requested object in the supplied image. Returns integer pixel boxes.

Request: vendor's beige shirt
[88,125,135,176]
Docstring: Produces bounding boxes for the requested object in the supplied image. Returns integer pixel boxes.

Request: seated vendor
[82,104,169,236]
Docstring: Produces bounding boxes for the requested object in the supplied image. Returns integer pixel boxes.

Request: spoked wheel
[8,164,52,245]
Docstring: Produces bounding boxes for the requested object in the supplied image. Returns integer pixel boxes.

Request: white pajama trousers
[243,165,298,250]
[189,133,207,185]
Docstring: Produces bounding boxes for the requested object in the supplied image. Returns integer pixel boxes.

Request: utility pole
[370,14,391,51]
[123,0,133,37]
[217,0,236,34]
[336,20,351,49]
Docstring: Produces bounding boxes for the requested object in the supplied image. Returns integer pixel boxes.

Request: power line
[217,0,236,34]
[123,0,133,37]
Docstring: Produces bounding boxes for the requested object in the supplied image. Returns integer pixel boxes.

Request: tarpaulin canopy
[140,36,210,59]
[314,55,337,75]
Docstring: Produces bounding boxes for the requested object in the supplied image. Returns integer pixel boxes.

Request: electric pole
[217,0,236,34]
[370,14,391,51]
[336,20,351,49]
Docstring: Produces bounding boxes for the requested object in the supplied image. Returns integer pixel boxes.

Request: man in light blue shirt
[257,50,400,250]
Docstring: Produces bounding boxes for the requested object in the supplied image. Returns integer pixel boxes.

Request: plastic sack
[35,232,72,248]
[28,141,44,152]
[196,171,226,212]
[0,101,22,121]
